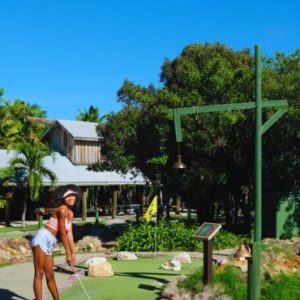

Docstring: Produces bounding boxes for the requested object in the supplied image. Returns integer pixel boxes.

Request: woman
[31,184,81,300]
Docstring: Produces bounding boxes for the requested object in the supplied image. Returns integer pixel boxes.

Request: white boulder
[85,256,107,267]
[172,252,191,264]
[88,261,114,277]
[161,260,181,271]
[116,251,138,261]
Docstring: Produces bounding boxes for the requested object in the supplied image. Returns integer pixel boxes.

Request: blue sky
[0,0,299,120]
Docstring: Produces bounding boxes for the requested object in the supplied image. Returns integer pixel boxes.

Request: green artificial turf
[60,256,201,300]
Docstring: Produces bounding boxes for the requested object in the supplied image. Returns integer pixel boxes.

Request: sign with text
[192,222,222,241]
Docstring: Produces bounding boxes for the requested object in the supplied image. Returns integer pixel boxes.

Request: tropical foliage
[0,98,47,149]
[76,105,105,122]
[117,220,243,252]
[96,43,300,232]
[0,141,57,227]
[0,92,56,227]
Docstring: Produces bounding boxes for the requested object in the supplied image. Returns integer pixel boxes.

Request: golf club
[71,266,91,300]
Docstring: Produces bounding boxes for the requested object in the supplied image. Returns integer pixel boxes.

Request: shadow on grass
[115,272,174,300]
[115,271,177,284]
[73,222,127,242]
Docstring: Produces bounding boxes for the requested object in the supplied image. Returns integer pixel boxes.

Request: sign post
[192,222,222,284]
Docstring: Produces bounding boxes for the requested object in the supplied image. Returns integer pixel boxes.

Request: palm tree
[1,141,57,227]
[0,99,46,149]
[76,105,107,123]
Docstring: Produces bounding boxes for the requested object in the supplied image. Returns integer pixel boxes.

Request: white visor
[63,190,77,198]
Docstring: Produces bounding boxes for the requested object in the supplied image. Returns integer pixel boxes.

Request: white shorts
[31,228,57,256]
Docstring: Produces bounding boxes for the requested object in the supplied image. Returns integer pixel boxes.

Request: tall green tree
[97,44,300,232]
[0,141,57,227]
[0,98,47,149]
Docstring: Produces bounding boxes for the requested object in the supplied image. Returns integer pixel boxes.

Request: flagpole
[144,195,158,257]
[155,210,157,258]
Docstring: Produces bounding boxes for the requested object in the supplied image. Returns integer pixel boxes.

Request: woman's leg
[32,245,45,300]
[44,253,60,300]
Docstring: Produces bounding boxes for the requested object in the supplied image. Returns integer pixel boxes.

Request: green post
[112,190,118,219]
[38,208,44,229]
[248,45,262,300]
[95,208,99,224]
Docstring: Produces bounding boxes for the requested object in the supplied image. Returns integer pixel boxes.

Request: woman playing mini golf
[31,185,81,300]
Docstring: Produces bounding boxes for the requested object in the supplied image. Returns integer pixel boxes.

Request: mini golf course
[60,256,202,300]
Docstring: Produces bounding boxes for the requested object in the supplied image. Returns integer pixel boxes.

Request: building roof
[0,149,147,186]
[58,119,102,140]
[43,119,103,141]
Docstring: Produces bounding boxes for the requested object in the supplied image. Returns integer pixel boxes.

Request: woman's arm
[67,211,76,264]
[57,207,73,265]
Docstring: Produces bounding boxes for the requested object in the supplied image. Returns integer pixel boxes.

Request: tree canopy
[76,105,104,123]
[97,43,300,232]
[0,97,47,149]
[0,92,56,226]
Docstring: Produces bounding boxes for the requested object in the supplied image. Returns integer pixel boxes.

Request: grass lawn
[0,224,38,239]
[0,224,38,233]
[60,256,202,300]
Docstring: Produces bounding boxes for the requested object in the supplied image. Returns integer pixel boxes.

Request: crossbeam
[173,100,288,142]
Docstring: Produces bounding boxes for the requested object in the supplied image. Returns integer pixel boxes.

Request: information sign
[192,222,222,241]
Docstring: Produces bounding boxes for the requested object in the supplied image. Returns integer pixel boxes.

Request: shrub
[117,221,202,251]
[211,266,247,300]
[213,230,245,250]
[117,220,244,252]
[179,266,300,300]
[261,272,300,300]
[177,268,203,294]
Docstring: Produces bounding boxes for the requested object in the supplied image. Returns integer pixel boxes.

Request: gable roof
[0,149,147,186]
[43,119,103,141]
[58,119,102,140]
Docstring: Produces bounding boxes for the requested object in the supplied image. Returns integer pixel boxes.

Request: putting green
[60,256,202,300]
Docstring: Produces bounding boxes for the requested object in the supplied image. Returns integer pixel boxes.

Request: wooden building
[42,119,104,165]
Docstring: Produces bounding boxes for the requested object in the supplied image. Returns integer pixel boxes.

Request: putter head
[54,263,76,274]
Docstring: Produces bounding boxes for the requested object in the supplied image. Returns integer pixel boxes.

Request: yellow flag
[144,195,158,223]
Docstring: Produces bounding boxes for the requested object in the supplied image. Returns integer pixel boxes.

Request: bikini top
[46,216,72,232]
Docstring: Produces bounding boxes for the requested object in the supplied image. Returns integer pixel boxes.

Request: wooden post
[203,240,213,284]
[4,190,13,227]
[140,186,145,216]
[82,187,88,222]
[112,190,118,219]
[166,204,170,220]
[175,194,181,214]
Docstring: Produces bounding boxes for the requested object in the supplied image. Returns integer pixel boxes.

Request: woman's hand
[66,253,74,266]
